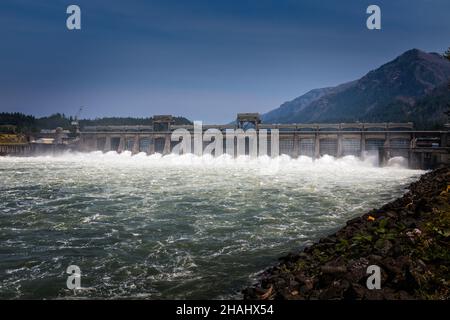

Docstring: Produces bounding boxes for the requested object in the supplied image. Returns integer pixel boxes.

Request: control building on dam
[78,114,450,169]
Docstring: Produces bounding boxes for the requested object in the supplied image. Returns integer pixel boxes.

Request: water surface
[0,152,423,299]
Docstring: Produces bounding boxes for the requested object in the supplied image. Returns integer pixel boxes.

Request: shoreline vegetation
[0,112,192,134]
[243,167,450,300]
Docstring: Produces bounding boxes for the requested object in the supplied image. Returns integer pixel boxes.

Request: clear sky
[0,0,449,123]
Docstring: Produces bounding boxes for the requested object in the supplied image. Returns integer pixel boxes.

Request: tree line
[0,112,192,133]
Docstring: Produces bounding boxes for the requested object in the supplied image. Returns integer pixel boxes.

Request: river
[0,152,423,299]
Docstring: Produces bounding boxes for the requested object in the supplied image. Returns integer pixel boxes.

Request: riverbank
[243,167,450,300]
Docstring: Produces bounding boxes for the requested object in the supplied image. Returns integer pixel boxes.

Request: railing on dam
[82,122,415,133]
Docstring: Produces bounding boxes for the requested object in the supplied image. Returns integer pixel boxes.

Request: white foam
[0,151,410,170]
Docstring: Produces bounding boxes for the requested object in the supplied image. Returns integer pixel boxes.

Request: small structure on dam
[77,113,450,169]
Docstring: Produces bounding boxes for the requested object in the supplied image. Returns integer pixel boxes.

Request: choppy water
[0,152,423,299]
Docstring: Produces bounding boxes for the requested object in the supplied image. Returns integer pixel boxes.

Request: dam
[77,113,450,169]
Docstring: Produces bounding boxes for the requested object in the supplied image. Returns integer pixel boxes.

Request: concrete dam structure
[78,114,450,169]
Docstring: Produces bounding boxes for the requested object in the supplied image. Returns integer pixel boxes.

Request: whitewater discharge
[0,152,423,299]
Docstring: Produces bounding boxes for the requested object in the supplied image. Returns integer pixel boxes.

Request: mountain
[262,49,450,128]
[364,82,450,129]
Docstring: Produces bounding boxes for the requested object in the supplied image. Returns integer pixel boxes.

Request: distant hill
[262,49,450,128]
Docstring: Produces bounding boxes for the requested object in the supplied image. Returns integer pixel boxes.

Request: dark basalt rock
[243,167,450,300]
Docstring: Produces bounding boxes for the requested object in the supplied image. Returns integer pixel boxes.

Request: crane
[71,106,84,134]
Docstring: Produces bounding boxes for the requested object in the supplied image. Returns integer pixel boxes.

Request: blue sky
[0,0,449,123]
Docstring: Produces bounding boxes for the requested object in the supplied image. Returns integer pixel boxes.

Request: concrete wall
[77,126,449,169]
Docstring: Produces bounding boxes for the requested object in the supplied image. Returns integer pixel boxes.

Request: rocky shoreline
[243,167,450,300]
